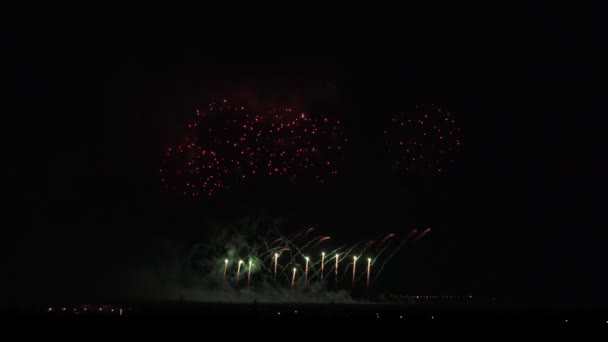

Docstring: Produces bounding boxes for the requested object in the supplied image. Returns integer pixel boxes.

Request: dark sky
[4,6,606,307]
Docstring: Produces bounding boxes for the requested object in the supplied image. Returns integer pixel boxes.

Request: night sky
[3,6,606,309]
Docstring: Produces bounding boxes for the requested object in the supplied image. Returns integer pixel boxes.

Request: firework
[162,99,347,197]
[160,145,227,197]
[207,225,430,293]
[413,228,432,242]
[378,233,396,247]
[352,256,358,288]
[236,260,244,286]
[405,229,418,241]
[385,104,463,175]
[320,252,325,281]
[291,268,297,289]
[301,227,315,239]
[312,236,331,248]
[270,237,283,246]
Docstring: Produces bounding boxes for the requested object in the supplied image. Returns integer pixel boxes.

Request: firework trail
[247,260,252,287]
[321,245,348,279]
[236,260,243,286]
[295,236,326,252]
[305,257,310,284]
[289,226,316,245]
[291,268,297,289]
[405,229,419,240]
[223,259,229,280]
[280,236,329,274]
[301,227,315,240]
[372,229,426,283]
[333,241,368,283]
[358,240,375,257]
[274,253,279,281]
[335,254,339,289]
[258,246,289,271]
[291,227,315,244]
[270,237,284,246]
[321,252,325,281]
[378,233,396,247]
[325,240,366,282]
[374,231,414,262]
[352,256,358,288]
[367,258,372,288]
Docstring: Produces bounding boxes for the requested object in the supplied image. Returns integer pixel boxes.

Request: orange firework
[382,233,396,241]
[270,237,283,246]
[291,268,297,289]
[302,227,315,239]
[378,233,396,246]
[413,228,432,242]
[405,229,418,242]
[312,236,331,248]
[223,259,229,280]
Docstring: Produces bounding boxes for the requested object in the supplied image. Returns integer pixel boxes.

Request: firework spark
[385,104,463,175]
[224,259,229,280]
[291,268,297,289]
[162,99,346,196]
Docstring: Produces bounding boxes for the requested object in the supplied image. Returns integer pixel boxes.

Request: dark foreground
[7,301,608,327]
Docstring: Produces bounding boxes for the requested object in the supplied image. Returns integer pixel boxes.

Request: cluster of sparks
[222,226,431,290]
[385,104,463,174]
[161,99,346,196]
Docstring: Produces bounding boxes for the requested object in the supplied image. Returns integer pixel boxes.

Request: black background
[3,5,606,308]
